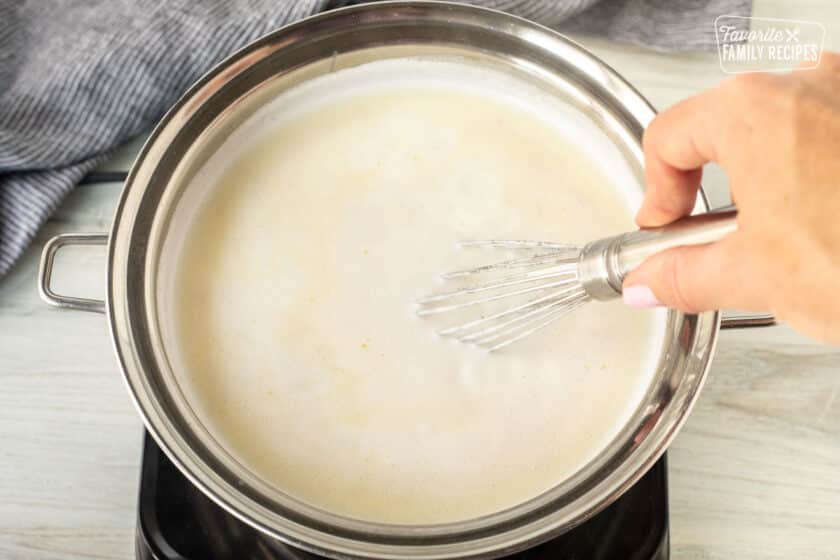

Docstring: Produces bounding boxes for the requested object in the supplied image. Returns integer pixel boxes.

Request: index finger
[638,87,724,227]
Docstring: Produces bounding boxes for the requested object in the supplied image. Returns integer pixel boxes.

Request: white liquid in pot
[171,60,666,524]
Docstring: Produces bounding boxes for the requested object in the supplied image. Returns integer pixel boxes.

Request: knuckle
[777,81,804,118]
[730,73,808,131]
[724,72,770,94]
[718,74,786,135]
[783,80,820,144]
[817,51,840,72]
[811,53,840,93]
[724,72,786,109]
[663,251,700,313]
[642,115,664,150]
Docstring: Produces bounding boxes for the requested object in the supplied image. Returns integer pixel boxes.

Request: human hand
[623,53,840,344]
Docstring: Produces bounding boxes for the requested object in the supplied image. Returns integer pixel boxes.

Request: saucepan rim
[98,2,721,558]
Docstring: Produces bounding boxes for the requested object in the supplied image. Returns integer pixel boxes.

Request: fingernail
[623,285,662,309]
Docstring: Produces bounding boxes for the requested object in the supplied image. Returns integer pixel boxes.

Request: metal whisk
[416,208,738,351]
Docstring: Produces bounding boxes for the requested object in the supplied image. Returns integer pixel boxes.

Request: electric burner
[136,433,668,559]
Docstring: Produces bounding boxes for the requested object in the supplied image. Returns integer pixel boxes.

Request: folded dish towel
[0,0,750,277]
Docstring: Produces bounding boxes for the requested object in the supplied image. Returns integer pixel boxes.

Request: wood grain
[2,2,839,558]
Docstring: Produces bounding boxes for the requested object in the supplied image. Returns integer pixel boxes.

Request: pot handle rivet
[38,233,108,314]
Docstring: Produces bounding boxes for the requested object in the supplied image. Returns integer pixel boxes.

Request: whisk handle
[578,208,738,300]
[616,208,738,274]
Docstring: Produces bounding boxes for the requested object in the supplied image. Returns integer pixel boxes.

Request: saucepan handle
[38,233,108,314]
[720,312,776,329]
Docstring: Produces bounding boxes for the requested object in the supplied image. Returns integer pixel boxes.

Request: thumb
[622,235,761,313]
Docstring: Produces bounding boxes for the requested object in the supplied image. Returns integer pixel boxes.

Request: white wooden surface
[2,2,839,558]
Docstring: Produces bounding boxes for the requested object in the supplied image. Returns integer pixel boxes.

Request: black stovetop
[136,433,668,559]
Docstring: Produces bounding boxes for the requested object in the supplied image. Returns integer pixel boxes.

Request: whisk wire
[415,267,577,315]
[440,251,579,279]
[457,240,580,250]
[416,239,588,350]
[483,296,589,351]
[450,288,588,345]
[438,284,584,338]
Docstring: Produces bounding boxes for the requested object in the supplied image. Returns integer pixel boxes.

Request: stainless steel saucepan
[36,3,774,558]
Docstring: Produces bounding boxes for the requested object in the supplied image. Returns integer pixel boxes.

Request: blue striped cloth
[0,0,750,277]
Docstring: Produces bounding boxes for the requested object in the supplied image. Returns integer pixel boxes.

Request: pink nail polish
[623,285,662,308]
